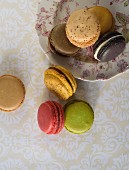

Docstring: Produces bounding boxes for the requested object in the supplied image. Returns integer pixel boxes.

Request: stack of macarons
[37,66,94,135]
[48,6,126,62]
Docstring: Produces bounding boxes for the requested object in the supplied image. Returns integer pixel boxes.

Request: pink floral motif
[58,6,71,23]
[69,59,84,70]
[96,73,108,80]
[110,0,126,5]
[36,3,57,37]
[35,21,50,37]
[58,0,78,11]
[86,46,94,57]
[36,0,129,81]
[76,2,79,7]
[117,59,129,72]
[93,0,100,6]
[82,69,91,78]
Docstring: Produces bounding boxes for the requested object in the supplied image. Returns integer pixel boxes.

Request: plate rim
[35,0,129,82]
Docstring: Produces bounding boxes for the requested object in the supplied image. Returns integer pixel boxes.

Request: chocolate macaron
[48,23,80,57]
[93,31,126,62]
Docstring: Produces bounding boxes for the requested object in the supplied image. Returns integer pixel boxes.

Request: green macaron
[64,100,94,134]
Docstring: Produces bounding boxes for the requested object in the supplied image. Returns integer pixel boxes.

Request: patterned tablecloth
[0,0,129,169]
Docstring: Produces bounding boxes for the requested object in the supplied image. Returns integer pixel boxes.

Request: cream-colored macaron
[0,75,25,112]
[66,9,101,48]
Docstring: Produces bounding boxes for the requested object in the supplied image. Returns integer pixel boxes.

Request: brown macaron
[48,23,80,57]
[0,75,25,112]
[66,9,101,48]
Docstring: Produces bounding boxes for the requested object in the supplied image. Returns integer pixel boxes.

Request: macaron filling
[53,101,64,134]
[49,67,74,92]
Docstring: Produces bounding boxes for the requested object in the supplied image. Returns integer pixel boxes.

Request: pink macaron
[37,101,64,134]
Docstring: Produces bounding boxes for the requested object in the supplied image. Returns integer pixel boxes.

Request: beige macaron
[0,75,25,112]
[66,9,101,48]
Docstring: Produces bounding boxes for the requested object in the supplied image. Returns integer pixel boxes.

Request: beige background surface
[0,0,129,169]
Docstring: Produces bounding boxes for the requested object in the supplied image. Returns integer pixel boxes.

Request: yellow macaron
[88,6,114,35]
[44,66,77,100]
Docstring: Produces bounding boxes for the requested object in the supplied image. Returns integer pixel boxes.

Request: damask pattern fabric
[0,0,129,169]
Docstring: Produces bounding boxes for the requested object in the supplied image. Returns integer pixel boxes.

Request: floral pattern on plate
[36,0,129,81]
[0,0,129,169]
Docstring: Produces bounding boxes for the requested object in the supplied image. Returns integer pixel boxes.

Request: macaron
[64,100,94,134]
[93,31,126,62]
[44,66,77,100]
[37,101,64,134]
[88,6,114,35]
[66,9,101,48]
[48,23,80,57]
[0,75,25,112]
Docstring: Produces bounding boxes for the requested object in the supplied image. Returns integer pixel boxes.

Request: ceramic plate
[36,0,129,81]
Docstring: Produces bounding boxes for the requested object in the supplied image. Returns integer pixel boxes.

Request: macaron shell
[38,101,59,134]
[53,66,77,93]
[50,24,80,56]
[53,101,64,134]
[97,36,126,61]
[38,102,54,134]
[48,33,71,58]
[64,100,94,134]
[93,31,126,61]
[48,32,57,54]
[93,31,123,52]
[66,9,101,47]
[66,29,100,48]
[88,6,113,35]
[44,68,73,97]
[44,74,70,100]
[48,101,60,134]
[109,17,115,32]
[0,75,25,112]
